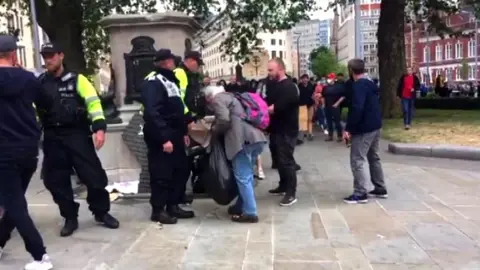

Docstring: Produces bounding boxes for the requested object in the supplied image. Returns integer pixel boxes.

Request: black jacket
[298,82,315,106]
[323,81,347,107]
[345,78,382,135]
[0,67,50,161]
[266,78,299,135]
[397,74,420,98]
[140,68,187,146]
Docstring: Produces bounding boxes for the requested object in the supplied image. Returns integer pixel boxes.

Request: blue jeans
[232,142,266,216]
[401,98,414,126]
[316,107,326,127]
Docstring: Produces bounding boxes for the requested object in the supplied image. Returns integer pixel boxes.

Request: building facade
[194,14,292,81]
[287,19,332,77]
[337,0,381,76]
[411,12,479,84]
[0,1,48,70]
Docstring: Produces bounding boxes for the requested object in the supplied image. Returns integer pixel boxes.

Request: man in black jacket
[322,73,345,142]
[0,35,53,269]
[141,49,193,224]
[298,74,315,140]
[266,59,300,206]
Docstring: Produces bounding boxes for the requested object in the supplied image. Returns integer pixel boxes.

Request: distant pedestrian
[343,59,386,204]
[397,67,420,130]
[322,73,345,142]
[297,74,315,140]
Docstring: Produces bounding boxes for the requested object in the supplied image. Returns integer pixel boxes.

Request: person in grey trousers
[342,59,387,204]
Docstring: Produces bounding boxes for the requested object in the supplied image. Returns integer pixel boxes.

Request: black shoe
[295,164,301,171]
[343,194,368,204]
[325,137,333,142]
[296,139,304,145]
[279,195,297,206]
[60,219,79,237]
[151,211,178,224]
[167,205,195,219]
[268,186,286,196]
[368,189,388,199]
[227,205,242,216]
[95,213,120,229]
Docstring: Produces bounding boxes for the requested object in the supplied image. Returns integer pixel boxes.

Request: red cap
[327,73,336,80]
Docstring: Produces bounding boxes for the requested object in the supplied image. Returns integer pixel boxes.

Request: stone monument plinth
[98,12,201,188]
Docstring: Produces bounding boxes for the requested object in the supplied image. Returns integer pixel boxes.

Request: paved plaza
[1,139,480,270]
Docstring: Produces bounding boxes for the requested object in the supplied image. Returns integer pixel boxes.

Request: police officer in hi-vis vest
[37,43,119,237]
[141,49,194,224]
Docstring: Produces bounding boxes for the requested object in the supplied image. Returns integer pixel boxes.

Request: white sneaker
[257,168,265,180]
[24,254,53,270]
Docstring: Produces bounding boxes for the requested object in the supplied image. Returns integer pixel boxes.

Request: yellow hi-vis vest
[141,71,189,114]
[140,68,189,114]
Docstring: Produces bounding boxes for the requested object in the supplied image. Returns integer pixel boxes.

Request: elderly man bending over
[203,86,267,223]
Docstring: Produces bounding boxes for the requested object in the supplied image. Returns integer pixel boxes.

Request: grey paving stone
[3,137,480,269]
[273,261,340,270]
[361,237,431,264]
[405,223,479,252]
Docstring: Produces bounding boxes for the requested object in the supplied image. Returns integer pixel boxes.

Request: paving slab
[2,138,480,269]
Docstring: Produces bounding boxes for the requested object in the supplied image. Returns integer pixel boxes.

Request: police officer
[141,49,193,224]
[0,35,53,269]
[174,51,204,116]
[37,43,119,237]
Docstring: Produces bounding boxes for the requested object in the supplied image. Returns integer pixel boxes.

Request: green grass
[382,109,480,146]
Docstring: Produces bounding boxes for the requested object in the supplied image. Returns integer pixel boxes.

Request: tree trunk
[35,0,86,73]
[377,0,406,118]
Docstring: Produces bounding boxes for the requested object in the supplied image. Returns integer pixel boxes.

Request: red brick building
[405,12,479,84]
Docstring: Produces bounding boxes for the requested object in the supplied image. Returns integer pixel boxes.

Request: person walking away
[0,35,53,269]
[313,81,328,134]
[38,43,119,237]
[298,74,315,140]
[343,59,386,204]
[323,73,344,142]
[203,86,267,222]
[397,67,420,130]
[266,58,300,206]
[141,49,193,224]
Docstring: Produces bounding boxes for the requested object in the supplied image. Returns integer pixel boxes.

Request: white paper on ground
[105,181,139,194]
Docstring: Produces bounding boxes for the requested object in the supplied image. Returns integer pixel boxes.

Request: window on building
[455,42,463,59]
[279,51,283,59]
[423,46,430,62]
[279,39,283,45]
[271,39,276,45]
[17,46,26,67]
[468,38,476,57]
[445,43,452,60]
[364,45,369,52]
[446,68,453,81]
[468,66,475,79]
[456,67,461,80]
[271,50,277,58]
[7,14,15,30]
[435,44,442,61]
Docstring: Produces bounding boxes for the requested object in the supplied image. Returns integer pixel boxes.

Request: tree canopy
[1,0,478,117]
[309,46,347,77]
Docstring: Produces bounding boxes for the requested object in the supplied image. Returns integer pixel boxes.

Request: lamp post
[354,0,361,58]
[294,32,302,78]
[29,0,43,72]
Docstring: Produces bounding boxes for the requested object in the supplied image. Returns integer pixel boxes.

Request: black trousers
[269,137,278,166]
[42,131,110,219]
[146,137,189,212]
[270,133,298,197]
[0,156,47,260]
[325,106,343,138]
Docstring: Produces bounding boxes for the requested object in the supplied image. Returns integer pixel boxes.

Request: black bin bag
[200,135,238,205]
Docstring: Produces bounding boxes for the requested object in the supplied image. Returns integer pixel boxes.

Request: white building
[0,1,48,70]
[336,0,381,77]
[287,19,332,77]
[194,14,292,81]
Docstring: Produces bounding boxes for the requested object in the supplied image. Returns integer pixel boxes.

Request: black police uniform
[141,49,192,224]
[0,35,49,261]
[37,43,119,237]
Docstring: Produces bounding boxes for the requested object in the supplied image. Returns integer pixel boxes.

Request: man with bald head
[266,58,300,206]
